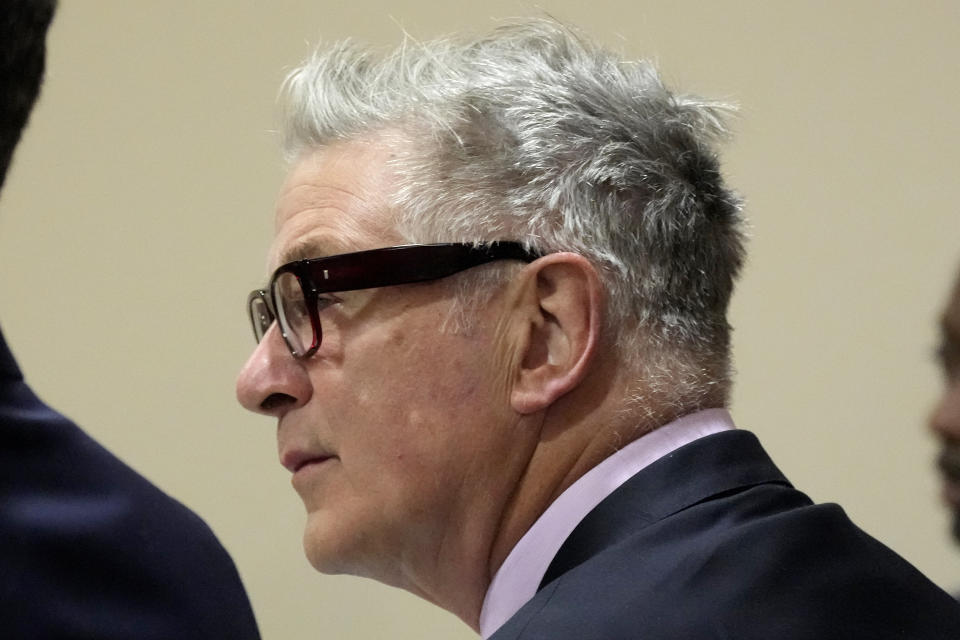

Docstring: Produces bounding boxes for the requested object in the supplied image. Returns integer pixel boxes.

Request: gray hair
[280,20,745,416]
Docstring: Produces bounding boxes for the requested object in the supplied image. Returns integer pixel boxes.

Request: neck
[484,364,644,600]
[406,361,657,630]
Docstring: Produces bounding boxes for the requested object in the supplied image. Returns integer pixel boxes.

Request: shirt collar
[478,408,735,638]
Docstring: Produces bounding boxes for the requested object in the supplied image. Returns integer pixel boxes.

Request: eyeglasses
[247,242,541,359]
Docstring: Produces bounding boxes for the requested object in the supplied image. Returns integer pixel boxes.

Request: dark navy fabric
[492,430,960,640]
[0,325,261,639]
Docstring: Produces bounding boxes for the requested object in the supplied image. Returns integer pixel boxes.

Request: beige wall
[1,1,958,638]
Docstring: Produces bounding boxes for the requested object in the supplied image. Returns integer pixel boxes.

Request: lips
[281,449,333,474]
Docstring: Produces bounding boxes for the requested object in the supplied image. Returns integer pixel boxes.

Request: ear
[509,253,603,415]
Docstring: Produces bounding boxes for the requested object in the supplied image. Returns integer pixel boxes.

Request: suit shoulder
[499,485,960,640]
[0,378,261,639]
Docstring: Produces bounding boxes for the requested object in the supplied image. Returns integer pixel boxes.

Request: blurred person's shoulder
[0,326,261,640]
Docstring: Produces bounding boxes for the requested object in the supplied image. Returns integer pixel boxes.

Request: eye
[315,294,341,313]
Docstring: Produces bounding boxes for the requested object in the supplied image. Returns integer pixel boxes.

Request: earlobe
[510,253,602,415]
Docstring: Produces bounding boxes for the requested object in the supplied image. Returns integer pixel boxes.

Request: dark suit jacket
[492,430,960,639]
[0,326,261,639]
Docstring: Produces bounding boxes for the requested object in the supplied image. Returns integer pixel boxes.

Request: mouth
[288,455,336,498]
[294,456,332,473]
[281,449,334,474]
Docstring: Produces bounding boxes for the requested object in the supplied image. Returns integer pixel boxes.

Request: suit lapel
[539,430,790,588]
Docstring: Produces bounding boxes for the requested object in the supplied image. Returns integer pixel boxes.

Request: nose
[930,380,960,442]
[236,323,312,417]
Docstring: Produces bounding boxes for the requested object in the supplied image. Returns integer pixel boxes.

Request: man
[237,20,960,638]
[932,269,960,547]
[0,2,261,637]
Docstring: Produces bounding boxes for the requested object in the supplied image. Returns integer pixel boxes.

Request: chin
[303,541,332,574]
[301,515,380,580]
[303,537,356,577]
[301,514,350,575]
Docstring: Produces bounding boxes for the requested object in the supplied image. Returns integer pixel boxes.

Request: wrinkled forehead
[267,141,402,272]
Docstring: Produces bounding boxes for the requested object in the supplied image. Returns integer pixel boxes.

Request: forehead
[269,140,402,270]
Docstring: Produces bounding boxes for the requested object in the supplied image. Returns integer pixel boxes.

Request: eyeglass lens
[272,272,314,355]
[249,293,275,343]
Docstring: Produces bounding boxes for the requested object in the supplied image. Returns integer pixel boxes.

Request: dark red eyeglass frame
[247,242,541,359]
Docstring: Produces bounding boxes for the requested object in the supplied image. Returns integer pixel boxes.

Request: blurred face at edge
[931,270,960,543]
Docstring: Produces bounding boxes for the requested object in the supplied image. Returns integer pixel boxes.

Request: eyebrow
[274,235,349,268]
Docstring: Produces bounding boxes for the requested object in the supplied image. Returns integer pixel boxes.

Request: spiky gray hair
[280,20,746,415]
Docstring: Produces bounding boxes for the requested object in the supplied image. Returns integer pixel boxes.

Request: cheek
[350,357,491,464]
[316,297,512,490]
[350,349,502,500]
[376,316,498,407]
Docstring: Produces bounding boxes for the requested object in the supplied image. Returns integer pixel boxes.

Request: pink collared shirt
[478,408,735,638]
